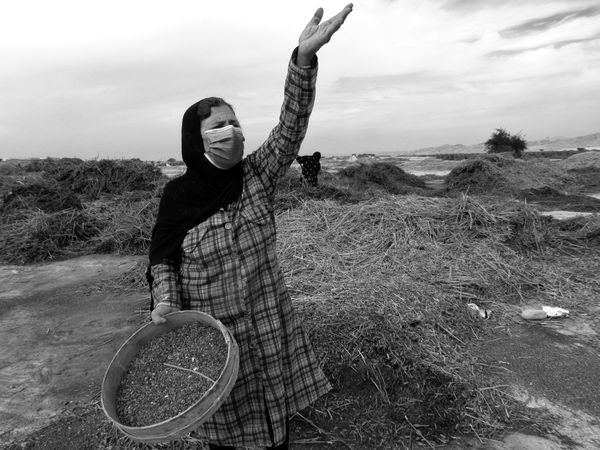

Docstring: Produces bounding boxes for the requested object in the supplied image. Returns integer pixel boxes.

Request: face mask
[203,124,245,169]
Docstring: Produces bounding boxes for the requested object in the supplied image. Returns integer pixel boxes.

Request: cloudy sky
[1,0,599,160]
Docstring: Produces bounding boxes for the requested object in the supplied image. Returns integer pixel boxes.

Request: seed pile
[116,322,228,427]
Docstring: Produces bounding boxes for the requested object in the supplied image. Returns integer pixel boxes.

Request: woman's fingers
[151,309,167,324]
[151,305,179,324]
[308,7,324,27]
[297,3,353,64]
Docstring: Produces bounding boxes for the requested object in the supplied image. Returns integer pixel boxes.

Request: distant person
[296,151,322,186]
[146,5,353,450]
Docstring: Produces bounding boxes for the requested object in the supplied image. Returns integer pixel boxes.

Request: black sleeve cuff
[292,46,318,69]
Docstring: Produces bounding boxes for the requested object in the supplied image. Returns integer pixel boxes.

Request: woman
[296,151,322,186]
[147,5,353,450]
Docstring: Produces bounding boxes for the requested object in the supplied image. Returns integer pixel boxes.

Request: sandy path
[0,255,147,444]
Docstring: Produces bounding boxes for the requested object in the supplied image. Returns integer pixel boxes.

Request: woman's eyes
[211,120,239,129]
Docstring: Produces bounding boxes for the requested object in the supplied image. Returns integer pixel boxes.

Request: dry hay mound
[0,209,104,264]
[275,168,362,211]
[0,188,159,264]
[447,155,573,195]
[520,186,600,212]
[276,195,597,443]
[445,157,508,194]
[1,181,81,218]
[338,162,426,195]
[87,194,159,254]
[25,157,84,173]
[34,158,164,200]
[0,160,26,176]
[559,151,600,170]
[559,151,600,190]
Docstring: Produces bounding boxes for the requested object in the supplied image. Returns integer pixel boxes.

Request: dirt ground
[0,256,147,443]
[1,256,600,449]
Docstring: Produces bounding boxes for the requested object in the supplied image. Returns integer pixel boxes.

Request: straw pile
[1,180,82,220]
[27,158,163,200]
[276,194,598,444]
[338,162,427,194]
[0,193,160,264]
[446,155,573,195]
[276,163,430,212]
[87,193,159,255]
[0,159,163,264]
[0,209,104,264]
[276,168,362,212]
[559,150,600,170]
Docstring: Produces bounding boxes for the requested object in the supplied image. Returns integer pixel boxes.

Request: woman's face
[200,104,245,169]
[200,104,240,134]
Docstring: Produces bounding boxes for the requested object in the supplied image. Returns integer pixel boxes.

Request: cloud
[332,71,464,97]
[500,6,600,38]
[486,33,600,57]
[440,0,542,13]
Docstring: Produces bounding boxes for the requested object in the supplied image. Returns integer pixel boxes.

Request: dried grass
[559,150,600,170]
[86,194,159,255]
[2,157,599,447]
[275,168,362,212]
[1,180,82,221]
[28,158,165,200]
[276,195,597,444]
[446,155,575,195]
[0,193,159,264]
[338,162,427,194]
[0,208,104,264]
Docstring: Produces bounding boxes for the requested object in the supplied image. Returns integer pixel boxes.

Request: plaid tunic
[151,53,331,447]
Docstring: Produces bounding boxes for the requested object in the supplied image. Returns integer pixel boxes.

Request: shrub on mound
[338,162,426,194]
[478,153,516,167]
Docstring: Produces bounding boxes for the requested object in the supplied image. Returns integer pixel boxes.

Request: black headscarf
[148,98,244,268]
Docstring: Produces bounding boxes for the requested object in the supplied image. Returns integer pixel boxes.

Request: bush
[485,128,527,158]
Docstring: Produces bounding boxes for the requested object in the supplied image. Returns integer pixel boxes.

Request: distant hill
[408,131,600,156]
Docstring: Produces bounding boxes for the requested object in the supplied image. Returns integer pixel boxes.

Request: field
[1,151,599,449]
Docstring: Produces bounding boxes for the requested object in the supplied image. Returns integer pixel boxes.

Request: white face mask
[203,124,245,169]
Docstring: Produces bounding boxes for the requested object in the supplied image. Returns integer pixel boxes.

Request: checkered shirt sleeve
[245,48,317,198]
[150,259,181,309]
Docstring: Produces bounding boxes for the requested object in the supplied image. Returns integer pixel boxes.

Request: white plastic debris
[521,305,570,320]
[521,308,547,320]
[542,306,570,318]
[467,303,491,319]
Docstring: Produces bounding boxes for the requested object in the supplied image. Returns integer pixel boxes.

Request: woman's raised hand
[297,4,353,66]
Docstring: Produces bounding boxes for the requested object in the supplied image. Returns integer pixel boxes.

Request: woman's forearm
[150,262,182,309]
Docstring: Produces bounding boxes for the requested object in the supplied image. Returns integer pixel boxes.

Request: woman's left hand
[297,3,353,66]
